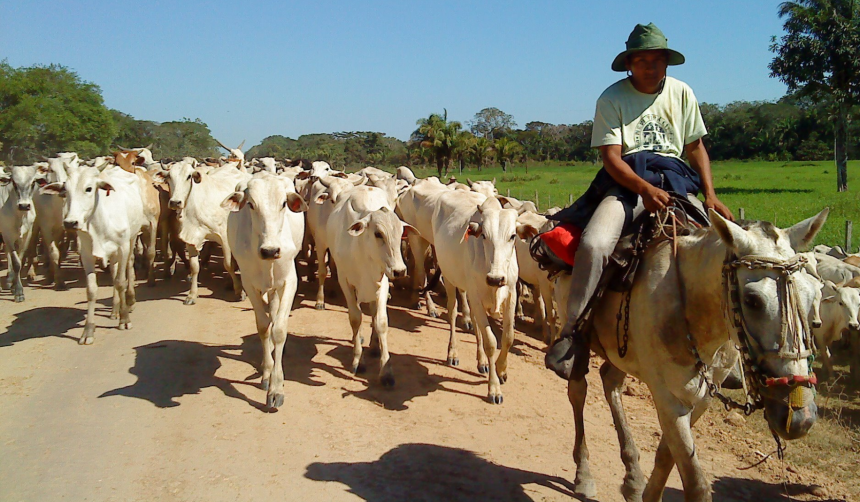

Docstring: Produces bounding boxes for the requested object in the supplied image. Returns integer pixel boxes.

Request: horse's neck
[676,231,731,364]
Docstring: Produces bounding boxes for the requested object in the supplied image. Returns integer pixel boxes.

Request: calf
[0,166,42,302]
[431,192,538,403]
[41,165,148,344]
[326,185,414,386]
[814,280,860,380]
[222,173,308,409]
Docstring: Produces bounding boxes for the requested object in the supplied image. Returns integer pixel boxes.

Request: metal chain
[687,333,762,416]
[616,289,632,358]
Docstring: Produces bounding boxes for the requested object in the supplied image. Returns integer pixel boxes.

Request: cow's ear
[296,171,311,180]
[286,193,308,213]
[221,191,246,212]
[465,221,482,240]
[151,169,169,185]
[314,192,330,204]
[401,222,420,240]
[516,223,539,240]
[97,180,115,195]
[192,170,204,184]
[40,182,66,196]
[0,174,10,185]
[348,217,370,236]
[331,171,348,179]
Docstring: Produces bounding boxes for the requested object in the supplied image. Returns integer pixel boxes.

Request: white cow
[815,280,860,380]
[41,165,149,344]
[396,166,417,185]
[34,153,80,290]
[156,160,250,304]
[222,173,308,409]
[0,166,42,302]
[216,139,247,171]
[513,210,558,343]
[113,150,161,286]
[466,178,498,198]
[431,191,538,403]
[326,184,414,386]
[801,252,860,284]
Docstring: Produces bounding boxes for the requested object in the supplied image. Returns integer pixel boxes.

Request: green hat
[611,23,685,72]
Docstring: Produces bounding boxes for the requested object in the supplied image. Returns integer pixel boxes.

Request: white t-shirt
[591,76,707,160]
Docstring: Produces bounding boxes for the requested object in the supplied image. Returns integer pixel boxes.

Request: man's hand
[640,184,670,213]
[704,193,734,221]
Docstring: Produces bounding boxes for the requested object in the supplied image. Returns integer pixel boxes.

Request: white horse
[556,208,827,502]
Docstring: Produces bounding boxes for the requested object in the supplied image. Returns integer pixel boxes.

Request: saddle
[542,194,711,380]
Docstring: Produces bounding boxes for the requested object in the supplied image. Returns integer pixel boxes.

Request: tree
[493,137,523,171]
[153,119,220,158]
[0,61,115,163]
[471,137,494,171]
[469,107,517,140]
[769,0,860,191]
[412,110,462,177]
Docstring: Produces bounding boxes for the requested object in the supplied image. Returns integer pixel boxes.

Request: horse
[555,208,828,502]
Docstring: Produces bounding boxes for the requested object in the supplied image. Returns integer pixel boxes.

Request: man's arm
[599,145,670,212]
[684,139,734,220]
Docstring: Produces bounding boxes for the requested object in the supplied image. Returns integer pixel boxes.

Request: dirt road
[0,259,847,501]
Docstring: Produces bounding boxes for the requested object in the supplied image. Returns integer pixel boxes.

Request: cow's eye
[85,187,93,193]
[282,200,287,208]
[186,175,192,180]
[374,231,383,239]
[840,301,845,306]
[510,234,516,241]
[248,201,255,210]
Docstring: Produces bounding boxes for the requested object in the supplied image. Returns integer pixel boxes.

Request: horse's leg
[600,362,646,501]
[567,375,597,498]
[644,397,711,502]
[651,391,711,502]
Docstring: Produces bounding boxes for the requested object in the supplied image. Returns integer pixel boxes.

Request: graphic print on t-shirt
[634,114,675,153]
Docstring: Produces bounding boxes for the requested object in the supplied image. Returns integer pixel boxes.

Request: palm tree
[412,110,462,177]
[494,138,523,171]
[453,131,476,172]
[472,137,494,171]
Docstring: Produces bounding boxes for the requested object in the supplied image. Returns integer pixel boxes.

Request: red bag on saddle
[538,223,583,266]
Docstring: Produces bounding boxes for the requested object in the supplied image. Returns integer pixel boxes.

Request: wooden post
[506,188,510,197]
[569,193,574,205]
[846,220,853,253]
[535,190,539,211]
[738,208,745,220]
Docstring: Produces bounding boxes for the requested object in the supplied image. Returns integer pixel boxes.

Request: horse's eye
[744,294,763,310]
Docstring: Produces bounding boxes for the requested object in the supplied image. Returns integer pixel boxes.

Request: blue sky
[2,1,789,148]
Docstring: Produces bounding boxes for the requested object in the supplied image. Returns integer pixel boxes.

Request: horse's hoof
[446,357,459,367]
[183,297,196,306]
[315,303,325,311]
[380,374,395,388]
[267,393,284,410]
[478,364,489,375]
[574,478,597,498]
[352,362,366,375]
[490,394,503,405]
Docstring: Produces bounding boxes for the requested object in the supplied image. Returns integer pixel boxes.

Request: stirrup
[545,328,590,381]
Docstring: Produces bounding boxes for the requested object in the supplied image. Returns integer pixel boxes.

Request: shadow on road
[0,306,82,347]
[305,443,582,502]
[707,477,842,502]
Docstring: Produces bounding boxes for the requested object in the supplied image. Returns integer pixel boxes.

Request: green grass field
[404,160,860,250]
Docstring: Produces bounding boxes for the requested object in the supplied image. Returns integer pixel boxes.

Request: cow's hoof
[55,283,69,292]
[79,335,94,345]
[14,294,24,303]
[352,362,366,375]
[109,311,118,320]
[267,393,284,410]
[446,357,459,367]
[183,297,196,306]
[463,320,473,331]
[368,346,381,358]
[118,321,132,330]
[477,364,489,375]
[428,310,439,319]
[516,315,528,323]
[261,379,269,391]
[489,394,503,405]
[574,478,597,498]
[499,373,508,384]
[128,303,136,313]
[315,303,325,311]
[236,291,246,301]
[380,374,395,388]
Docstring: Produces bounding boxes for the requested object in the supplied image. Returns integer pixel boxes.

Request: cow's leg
[473,305,502,404]
[126,248,137,313]
[114,243,132,330]
[374,278,395,387]
[819,347,834,381]
[143,224,157,287]
[539,279,557,344]
[79,237,98,345]
[340,280,364,374]
[315,247,328,310]
[368,301,381,358]
[443,278,460,367]
[515,281,527,321]
[458,288,473,331]
[184,244,200,305]
[110,261,120,320]
[7,246,25,303]
[244,283,273,391]
[600,362,645,501]
[48,227,66,290]
[407,234,429,312]
[267,264,299,409]
[651,391,711,502]
[567,374,597,498]
[220,239,245,301]
[495,290,516,385]
[643,397,710,502]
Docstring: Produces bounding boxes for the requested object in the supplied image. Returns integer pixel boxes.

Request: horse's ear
[710,209,752,252]
[785,208,829,252]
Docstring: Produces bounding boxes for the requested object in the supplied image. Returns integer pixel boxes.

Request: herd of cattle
[2,145,859,410]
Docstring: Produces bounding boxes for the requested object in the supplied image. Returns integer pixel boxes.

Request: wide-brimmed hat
[611,23,685,72]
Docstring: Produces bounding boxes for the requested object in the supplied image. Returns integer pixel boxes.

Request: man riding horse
[552,23,734,379]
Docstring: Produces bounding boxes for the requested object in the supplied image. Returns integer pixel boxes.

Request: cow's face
[348,207,412,281]
[40,167,112,230]
[0,165,42,212]
[222,176,307,260]
[822,282,860,331]
[468,198,535,289]
[163,160,198,210]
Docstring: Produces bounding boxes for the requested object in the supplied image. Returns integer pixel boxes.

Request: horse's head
[710,208,828,440]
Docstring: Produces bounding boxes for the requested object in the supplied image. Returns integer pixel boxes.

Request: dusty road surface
[0,256,849,501]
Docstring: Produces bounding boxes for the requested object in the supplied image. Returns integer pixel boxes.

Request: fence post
[507,188,510,197]
[738,208,745,220]
[569,193,574,206]
[535,190,539,211]
[846,220,853,253]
